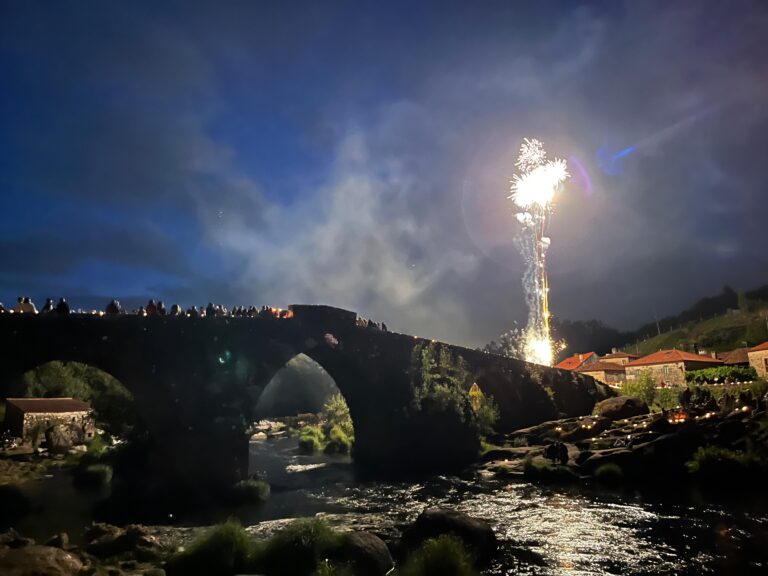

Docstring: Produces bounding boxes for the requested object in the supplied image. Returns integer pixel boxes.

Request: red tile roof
[717,348,750,365]
[626,349,724,367]
[749,341,768,353]
[555,351,597,371]
[601,352,640,360]
[576,361,626,373]
[5,398,91,414]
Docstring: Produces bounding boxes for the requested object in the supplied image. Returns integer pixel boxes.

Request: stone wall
[749,349,768,379]
[20,411,94,445]
[626,362,686,386]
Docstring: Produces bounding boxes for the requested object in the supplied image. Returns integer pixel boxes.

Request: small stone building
[717,347,751,367]
[748,341,768,379]
[576,361,626,387]
[4,398,94,444]
[625,349,723,386]
[600,350,640,366]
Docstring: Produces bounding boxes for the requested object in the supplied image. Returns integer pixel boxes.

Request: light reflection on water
[250,438,768,575]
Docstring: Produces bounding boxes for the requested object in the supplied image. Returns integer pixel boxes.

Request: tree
[622,370,656,405]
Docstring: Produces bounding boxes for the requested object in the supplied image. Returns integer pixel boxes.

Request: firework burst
[508,138,569,366]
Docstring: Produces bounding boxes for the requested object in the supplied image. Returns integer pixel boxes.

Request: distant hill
[551,283,768,361]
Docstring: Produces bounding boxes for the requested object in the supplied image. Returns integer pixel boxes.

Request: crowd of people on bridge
[0,296,387,330]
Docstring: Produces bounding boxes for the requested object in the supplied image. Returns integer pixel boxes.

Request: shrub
[594,463,624,487]
[400,535,476,576]
[686,365,758,384]
[685,445,753,483]
[313,560,353,576]
[523,458,578,484]
[298,425,325,454]
[257,518,344,576]
[468,386,500,436]
[654,387,680,411]
[231,479,271,505]
[622,370,655,405]
[323,424,352,455]
[73,463,113,489]
[166,519,258,576]
[321,394,354,441]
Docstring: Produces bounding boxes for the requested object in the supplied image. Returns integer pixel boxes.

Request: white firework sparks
[508,138,569,366]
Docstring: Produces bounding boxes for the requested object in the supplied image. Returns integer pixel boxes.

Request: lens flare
[508,138,569,366]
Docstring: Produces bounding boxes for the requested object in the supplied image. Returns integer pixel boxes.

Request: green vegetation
[400,535,476,576]
[166,519,259,576]
[654,387,681,410]
[296,394,354,454]
[72,463,113,489]
[14,361,137,435]
[626,304,768,357]
[231,479,271,505]
[687,380,768,403]
[523,457,578,483]
[622,370,656,405]
[258,518,344,576]
[686,365,758,384]
[594,463,624,487]
[410,342,473,424]
[468,385,500,436]
[686,446,755,480]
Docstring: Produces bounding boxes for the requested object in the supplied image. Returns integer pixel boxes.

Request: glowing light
[508,138,569,366]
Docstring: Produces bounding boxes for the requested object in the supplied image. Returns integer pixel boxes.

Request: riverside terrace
[0,305,603,495]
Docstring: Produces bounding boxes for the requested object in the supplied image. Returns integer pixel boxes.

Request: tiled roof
[717,348,750,365]
[601,352,640,360]
[5,397,91,414]
[555,351,597,371]
[576,361,626,373]
[626,349,723,367]
[749,341,768,353]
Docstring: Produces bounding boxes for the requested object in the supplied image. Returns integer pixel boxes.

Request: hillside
[623,304,768,356]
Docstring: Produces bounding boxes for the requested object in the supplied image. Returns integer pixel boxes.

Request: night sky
[2,0,767,347]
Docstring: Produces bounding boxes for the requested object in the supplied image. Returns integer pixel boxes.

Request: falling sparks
[508,138,569,366]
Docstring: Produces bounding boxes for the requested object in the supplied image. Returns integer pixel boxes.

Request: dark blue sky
[2,0,767,346]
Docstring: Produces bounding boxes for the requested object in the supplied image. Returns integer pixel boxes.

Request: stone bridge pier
[0,305,604,502]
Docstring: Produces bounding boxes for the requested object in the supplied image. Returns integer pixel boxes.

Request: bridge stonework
[0,305,603,497]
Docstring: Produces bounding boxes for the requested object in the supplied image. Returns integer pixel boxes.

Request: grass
[166,519,258,576]
[594,463,624,487]
[298,425,325,454]
[257,518,344,576]
[627,305,768,356]
[231,479,271,505]
[400,535,476,576]
[523,458,578,484]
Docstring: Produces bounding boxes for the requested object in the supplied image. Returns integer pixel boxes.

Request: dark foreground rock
[595,396,649,421]
[0,545,83,575]
[401,507,497,565]
[85,523,162,561]
[336,531,394,575]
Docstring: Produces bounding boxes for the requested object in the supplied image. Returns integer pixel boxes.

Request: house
[4,398,94,445]
[624,349,723,386]
[748,341,768,379]
[600,350,640,366]
[575,361,626,387]
[717,347,750,367]
[555,351,598,371]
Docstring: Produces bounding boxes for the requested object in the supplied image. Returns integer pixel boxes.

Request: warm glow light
[509,138,569,366]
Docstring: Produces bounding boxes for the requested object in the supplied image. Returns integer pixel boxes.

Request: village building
[624,349,723,386]
[600,350,640,366]
[716,347,751,367]
[748,341,768,379]
[4,398,95,445]
[555,351,598,371]
[575,361,626,387]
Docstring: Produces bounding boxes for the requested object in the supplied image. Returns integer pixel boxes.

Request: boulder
[401,507,497,565]
[86,523,161,560]
[595,397,649,421]
[336,532,394,575]
[0,545,82,575]
[45,532,69,549]
[0,528,34,549]
[44,424,77,454]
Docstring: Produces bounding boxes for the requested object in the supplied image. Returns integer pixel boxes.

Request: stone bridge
[0,305,602,496]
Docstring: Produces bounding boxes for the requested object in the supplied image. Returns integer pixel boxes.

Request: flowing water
[12,436,768,575]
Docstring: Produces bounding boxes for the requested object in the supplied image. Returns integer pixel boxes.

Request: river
[13,436,768,575]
